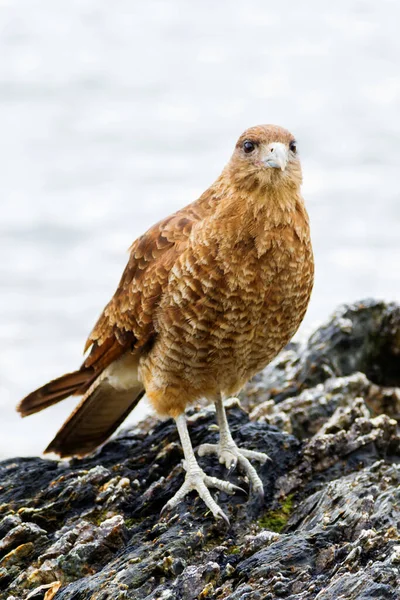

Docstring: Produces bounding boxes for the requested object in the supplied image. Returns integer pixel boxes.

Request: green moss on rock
[258,494,294,532]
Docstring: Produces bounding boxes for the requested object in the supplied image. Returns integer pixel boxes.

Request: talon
[168,415,237,523]
[198,439,267,498]
[224,454,237,470]
[160,502,171,518]
[164,465,239,521]
[256,486,265,501]
[203,475,243,496]
[231,484,247,495]
[217,509,230,526]
[169,412,267,523]
[226,465,234,477]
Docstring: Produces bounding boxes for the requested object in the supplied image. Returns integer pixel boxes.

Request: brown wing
[82,194,216,376]
[18,192,217,419]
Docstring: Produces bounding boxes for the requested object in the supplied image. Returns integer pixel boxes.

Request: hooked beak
[263,142,288,171]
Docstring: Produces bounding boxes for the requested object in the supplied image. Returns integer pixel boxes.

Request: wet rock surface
[1,299,400,599]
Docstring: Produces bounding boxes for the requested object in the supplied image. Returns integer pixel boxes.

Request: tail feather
[17,368,95,417]
[18,352,144,457]
[45,375,144,457]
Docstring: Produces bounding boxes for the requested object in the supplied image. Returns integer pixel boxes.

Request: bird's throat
[208,176,307,251]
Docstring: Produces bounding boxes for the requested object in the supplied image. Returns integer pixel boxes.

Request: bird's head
[227,124,302,190]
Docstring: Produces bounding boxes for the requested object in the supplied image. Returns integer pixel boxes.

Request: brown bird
[18,124,314,523]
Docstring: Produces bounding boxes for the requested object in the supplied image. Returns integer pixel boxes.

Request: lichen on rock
[1,299,400,599]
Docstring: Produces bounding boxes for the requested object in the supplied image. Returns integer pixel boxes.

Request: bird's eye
[289,141,297,154]
[243,140,256,154]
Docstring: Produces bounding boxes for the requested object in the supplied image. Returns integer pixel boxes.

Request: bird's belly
[140,250,313,415]
[205,277,311,393]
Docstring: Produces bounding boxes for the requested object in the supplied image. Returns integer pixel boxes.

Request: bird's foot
[161,461,243,525]
[198,440,270,499]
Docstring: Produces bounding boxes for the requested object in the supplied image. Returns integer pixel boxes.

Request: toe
[196,480,229,523]
[197,442,266,500]
[197,443,218,457]
[204,475,245,495]
[240,448,271,464]
[237,454,265,497]
[161,466,233,524]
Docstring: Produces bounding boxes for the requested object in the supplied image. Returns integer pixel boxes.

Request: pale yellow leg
[161,413,244,524]
[198,396,270,498]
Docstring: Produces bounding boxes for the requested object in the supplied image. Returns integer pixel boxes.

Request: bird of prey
[18,124,314,524]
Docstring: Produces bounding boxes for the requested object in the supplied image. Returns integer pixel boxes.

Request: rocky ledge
[1,299,400,600]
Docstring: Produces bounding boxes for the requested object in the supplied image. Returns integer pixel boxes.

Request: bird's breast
[142,220,313,407]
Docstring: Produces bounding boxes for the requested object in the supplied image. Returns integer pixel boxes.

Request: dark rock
[1,300,400,599]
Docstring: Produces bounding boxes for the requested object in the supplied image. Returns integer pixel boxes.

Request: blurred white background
[1,0,399,457]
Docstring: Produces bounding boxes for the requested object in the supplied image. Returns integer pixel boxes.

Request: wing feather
[82,194,216,373]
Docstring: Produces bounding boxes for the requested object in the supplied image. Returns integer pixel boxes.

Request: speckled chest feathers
[141,178,314,416]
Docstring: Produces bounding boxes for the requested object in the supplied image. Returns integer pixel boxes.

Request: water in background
[1,0,399,457]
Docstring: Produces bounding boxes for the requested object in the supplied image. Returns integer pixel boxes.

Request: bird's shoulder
[83,192,216,371]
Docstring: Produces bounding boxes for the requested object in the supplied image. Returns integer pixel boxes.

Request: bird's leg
[198,396,270,498]
[161,413,243,524]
